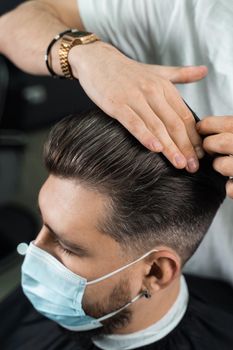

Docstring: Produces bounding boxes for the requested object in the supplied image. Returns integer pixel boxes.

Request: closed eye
[52,237,74,256]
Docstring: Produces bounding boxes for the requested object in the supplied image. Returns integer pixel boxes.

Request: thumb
[150,65,208,84]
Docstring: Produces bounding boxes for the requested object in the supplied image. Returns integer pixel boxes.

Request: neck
[114,276,181,334]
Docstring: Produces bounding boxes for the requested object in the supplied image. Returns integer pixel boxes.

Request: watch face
[68,30,92,38]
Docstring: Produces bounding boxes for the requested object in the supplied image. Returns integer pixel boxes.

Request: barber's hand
[197,116,233,198]
[69,41,208,172]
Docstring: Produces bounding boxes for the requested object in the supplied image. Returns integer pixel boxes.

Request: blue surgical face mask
[21,242,157,331]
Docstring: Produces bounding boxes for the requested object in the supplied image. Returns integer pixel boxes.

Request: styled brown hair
[44,108,226,263]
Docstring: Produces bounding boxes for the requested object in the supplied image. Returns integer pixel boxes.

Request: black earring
[143,290,151,299]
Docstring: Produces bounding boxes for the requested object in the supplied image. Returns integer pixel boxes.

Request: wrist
[48,30,100,79]
[68,41,119,79]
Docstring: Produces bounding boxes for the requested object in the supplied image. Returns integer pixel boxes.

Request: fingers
[168,65,208,84]
[147,95,199,172]
[203,130,233,200]
[203,133,233,155]
[112,87,202,172]
[226,180,233,199]
[197,116,233,135]
[165,85,204,159]
[213,156,233,177]
[149,65,208,84]
[113,105,164,153]
[213,156,233,198]
[130,102,187,169]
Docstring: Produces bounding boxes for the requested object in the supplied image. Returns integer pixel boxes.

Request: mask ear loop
[97,290,151,323]
[92,254,155,323]
[86,249,159,286]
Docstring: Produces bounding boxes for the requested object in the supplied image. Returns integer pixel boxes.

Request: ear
[142,248,181,294]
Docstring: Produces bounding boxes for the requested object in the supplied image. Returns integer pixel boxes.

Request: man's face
[36,175,145,334]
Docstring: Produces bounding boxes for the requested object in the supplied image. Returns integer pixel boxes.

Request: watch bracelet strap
[59,33,100,79]
[59,40,77,79]
[45,29,80,79]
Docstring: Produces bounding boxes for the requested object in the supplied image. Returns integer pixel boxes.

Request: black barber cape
[0,275,233,350]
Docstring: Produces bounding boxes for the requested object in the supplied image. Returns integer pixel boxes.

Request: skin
[197,116,233,198]
[35,175,181,335]
[0,0,208,171]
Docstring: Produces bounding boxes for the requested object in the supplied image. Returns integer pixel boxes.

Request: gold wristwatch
[59,30,100,79]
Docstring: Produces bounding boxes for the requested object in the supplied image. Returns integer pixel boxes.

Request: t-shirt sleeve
[77,0,178,62]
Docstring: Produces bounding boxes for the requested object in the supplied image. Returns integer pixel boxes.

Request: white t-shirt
[78,0,233,285]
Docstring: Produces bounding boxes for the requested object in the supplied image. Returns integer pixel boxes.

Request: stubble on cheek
[83,277,133,334]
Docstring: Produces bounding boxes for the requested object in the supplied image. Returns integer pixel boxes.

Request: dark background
[0,0,94,267]
[0,0,94,131]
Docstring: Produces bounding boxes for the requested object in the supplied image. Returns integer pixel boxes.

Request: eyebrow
[37,204,89,256]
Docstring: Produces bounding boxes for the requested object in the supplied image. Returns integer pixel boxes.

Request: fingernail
[151,140,163,152]
[174,154,186,168]
[187,157,199,172]
[195,146,205,159]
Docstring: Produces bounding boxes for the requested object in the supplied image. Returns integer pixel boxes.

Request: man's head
[36,108,226,335]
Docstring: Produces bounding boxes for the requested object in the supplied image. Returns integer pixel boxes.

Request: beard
[59,278,133,346]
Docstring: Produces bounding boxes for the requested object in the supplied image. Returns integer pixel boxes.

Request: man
[1,108,233,350]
